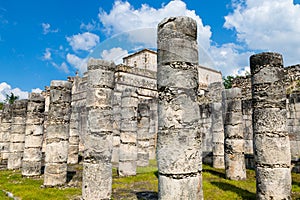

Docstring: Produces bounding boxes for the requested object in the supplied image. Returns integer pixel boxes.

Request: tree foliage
[0,102,3,110]
[5,92,19,105]
[223,75,235,89]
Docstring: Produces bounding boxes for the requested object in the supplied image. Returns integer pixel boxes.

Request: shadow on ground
[211,181,255,200]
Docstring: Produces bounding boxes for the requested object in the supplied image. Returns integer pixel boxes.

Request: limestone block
[46,124,69,140]
[158,94,199,129]
[224,112,243,125]
[10,124,26,133]
[88,109,113,132]
[224,139,245,154]
[68,135,79,144]
[254,134,291,165]
[213,142,224,155]
[45,141,68,163]
[256,167,291,199]
[82,162,112,199]
[113,135,120,146]
[158,174,202,200]
[24,135,43,148]
[224,153,246,180]
[44,163,67,186]
[121,96,139,108]
[253,108,287,134]
[9,143,25,152]
[137,153,149,167]
[86,87,113,108]
[119,144,137,161]
[120,132,137,144]
[225,100,242,112]
[22,161,41,176]
[87,66,115,89]
[120,107,137,119]
[157,128,201,174]
[84,132,113,160]
[25,125,43,136]
[118,161,137,176]
[120,120,137,132]
[224,124,243,139]
[157,64,198,89]
[7,152,23,169]
[23,148,42,161]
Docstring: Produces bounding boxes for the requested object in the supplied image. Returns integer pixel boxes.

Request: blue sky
[1,0,300,101]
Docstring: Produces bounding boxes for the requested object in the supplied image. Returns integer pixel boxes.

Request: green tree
[223,75,235,89]
[5,92,19,104]
[0,102,3,110]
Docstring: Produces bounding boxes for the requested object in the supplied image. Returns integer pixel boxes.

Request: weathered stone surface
[223,88,246,180]
[44,81,71,186]
[82,59,115,199]
[157,16,202,199]
[7,99,28,170]
[250,52,291,199]
[118,89,138,176]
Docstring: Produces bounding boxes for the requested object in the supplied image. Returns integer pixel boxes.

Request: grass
[1,161,300,199]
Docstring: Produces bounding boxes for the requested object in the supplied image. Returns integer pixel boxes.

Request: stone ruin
[0,16,299,199]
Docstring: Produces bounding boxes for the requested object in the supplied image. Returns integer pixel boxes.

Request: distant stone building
[123,49,157,72]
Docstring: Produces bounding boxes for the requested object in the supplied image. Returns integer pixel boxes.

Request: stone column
[157,16,202,199]
[148,98,158,160]
[111,92,121,166]
[250,52,291,199]
[7,99,28,170]
[82,59,115,200]
[22,93,45,176]
[210,82,225,169]
[0,104,12,167]
[68,76,81,164]
[44,80,72,186]
[223,88,246,180]
[118,89,138,176]
[137,101,150,167]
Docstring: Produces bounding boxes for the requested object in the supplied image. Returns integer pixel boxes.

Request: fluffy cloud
[66,53,88,74]
[80,20,98,31]
[31,88,43,93]
[66,32,100,51]
[0,82,28,102]
[224,0,300,66]
[50,61,70,74]
[42,23,58,35]
[99,0,212,49]
[101,47,128,64]
[43,48,52,60]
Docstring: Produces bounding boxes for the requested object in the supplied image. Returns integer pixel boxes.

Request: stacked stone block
[223,88,246,180]
[210,82,225,169]
[199,104,212,164]
[44,80,72,186]
[7,99,28,170]
[137,101,150,167]
[148,98,158,160]
[118,89,138,176]
[250,52,291,199]
[0,104,12,167]
[288,93,300,162]
[82,59,115,199]
[22,93,45,176]
[112,92,121,165]
[157,16,202,199]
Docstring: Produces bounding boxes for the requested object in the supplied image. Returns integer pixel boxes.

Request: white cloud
[98,0,212,49]
[42,23,58,35]
[101,47,128,64]
[66,32,100,51]
[80,20,98,31]
[208,43,254,76]
[43,48,52,60]
[0,82,28,102]
[31,88,43,93]
[51,61,70,74]
[224,0,300,66]
[66,53,88,74]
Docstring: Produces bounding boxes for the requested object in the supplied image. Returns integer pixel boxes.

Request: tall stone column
[82,59,115,200]
[7,99,28,170]
[210,82,225,169]
[250,52,291,199]
[223,88,246,180]
[157,16,202,199]
[137,101,150,167]
[22,93,45,176]
[111,92,121,166]
[148,98,158,160]
[0,104,12,167]
[118,89,138,176]
[44,80,72,186]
